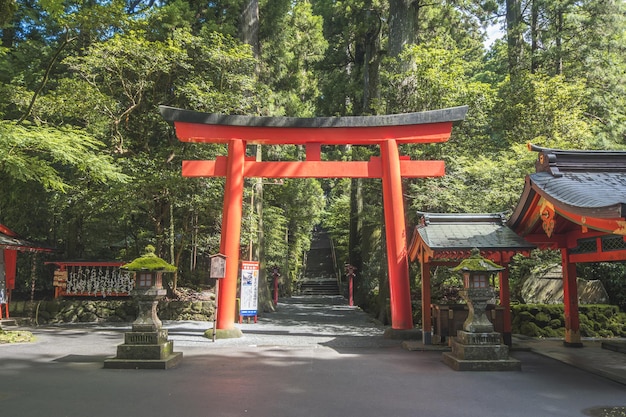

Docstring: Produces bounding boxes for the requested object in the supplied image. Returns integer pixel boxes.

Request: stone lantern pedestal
[442,249,520,371]
[104,246,182,369]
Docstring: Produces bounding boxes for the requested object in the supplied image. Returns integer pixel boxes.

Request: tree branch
[18,28,77,125]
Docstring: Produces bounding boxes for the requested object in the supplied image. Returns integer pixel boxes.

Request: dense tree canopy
[1,0,624,313]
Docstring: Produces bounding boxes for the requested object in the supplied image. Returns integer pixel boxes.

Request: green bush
[519,322,543,337]
[512,304,626,338]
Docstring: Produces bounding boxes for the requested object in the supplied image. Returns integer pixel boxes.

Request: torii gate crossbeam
[160,105,468,333]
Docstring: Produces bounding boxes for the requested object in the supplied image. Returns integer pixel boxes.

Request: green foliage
[322,193,350,265]
[0,120,127,191]
[260,1,328,117]
[0,0,17,26]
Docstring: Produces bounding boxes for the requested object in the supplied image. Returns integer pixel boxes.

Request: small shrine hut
[408,212,535,345]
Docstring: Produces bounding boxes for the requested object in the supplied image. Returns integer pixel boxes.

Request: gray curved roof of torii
[159,105,468,128]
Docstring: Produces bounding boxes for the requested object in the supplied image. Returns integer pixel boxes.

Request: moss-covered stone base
[383,328,422,340]
[204,327,243,339]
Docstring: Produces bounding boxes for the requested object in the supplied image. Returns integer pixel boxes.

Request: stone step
[299,279,340,296]
[0,319,17,327]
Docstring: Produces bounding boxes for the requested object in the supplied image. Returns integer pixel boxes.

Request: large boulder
[521,265,609,304]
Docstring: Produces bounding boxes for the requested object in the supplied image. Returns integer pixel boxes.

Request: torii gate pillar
[160,105,468,333]
[217,139,246,330]
[381,140,412,329]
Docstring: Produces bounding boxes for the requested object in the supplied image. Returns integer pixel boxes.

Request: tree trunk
[388,0,419,58]
[349,177,364,302]
[240,0,260,59]
[254,146,274,312]
[554,7,563,75]
[506,0,524,78]
[531,0,539,73]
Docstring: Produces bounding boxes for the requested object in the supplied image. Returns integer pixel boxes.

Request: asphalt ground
[1,295,625,417]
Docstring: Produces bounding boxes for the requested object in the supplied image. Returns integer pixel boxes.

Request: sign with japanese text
[239,261,259,317]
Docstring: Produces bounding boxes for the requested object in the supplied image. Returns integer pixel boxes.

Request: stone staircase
[299,228,340,296]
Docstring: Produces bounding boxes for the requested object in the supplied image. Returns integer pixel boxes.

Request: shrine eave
[0,232,55,252]
[508,146,626,237]
[407,212,535,263]
[159,105,468,145]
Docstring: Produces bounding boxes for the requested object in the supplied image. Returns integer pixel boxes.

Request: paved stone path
[1,295,625,417]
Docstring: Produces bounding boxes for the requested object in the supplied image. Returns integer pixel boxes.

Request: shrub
[512,304,624,338]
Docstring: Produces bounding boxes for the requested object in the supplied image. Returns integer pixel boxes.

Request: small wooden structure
[46,261,131,298]
[408,213,535,345]
[508,145,626,346]
[0,224,54,320]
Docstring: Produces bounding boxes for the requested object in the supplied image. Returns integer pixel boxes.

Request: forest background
[1,0,625,323]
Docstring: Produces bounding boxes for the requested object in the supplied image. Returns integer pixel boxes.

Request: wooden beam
[182,158,445,179]
[173,121,454,145]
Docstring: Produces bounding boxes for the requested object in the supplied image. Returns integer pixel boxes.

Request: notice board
[239,261,259,317]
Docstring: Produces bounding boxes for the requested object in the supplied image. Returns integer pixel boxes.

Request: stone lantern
[454,248,503,334]
[104,246,182,369]
[442,248,520,371]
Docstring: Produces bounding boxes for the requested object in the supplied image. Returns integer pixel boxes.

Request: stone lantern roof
[450,248,504,273]
[121,245,176,272]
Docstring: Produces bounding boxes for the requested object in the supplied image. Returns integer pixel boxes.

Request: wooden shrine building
[508,145,626,346]
[0,224,54,319]
[408,213,535,345]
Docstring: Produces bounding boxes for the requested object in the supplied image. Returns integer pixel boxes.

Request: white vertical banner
[239,261,259,318]
[0,250,6,304]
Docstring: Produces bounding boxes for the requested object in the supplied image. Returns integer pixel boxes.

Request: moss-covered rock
[512,303,625,338]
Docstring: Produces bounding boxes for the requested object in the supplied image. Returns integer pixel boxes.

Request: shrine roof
[412,212,535,251]
[159,106,468,128]
[0,224,54,252]
[509,146,626,230]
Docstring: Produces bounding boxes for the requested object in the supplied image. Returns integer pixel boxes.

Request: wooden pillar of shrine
[420,259,432,344]
[499,268,512,346]
[561,248,582,347]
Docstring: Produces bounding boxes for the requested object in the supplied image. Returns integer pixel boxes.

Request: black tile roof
[525,145,626,218]
[415,212,535,250]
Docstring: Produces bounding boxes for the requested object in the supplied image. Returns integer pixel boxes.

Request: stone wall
[8,299,215,324]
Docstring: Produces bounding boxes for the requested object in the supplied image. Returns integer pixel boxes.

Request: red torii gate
[160,105,468,333]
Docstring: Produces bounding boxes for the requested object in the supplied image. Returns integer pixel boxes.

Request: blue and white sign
[239,261,259,317]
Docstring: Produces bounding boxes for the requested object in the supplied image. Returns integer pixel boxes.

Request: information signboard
[239,261,259,318]
[0,250,6,304]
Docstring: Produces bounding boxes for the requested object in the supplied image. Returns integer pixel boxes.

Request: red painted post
[217,139,246,330]
[349,274,354,307]
[561,249,582,346]
[345,264,356,307]
[272,266,280,306]
[420,260,432,344]
[499,269,512,346]
[380,140,413,330]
